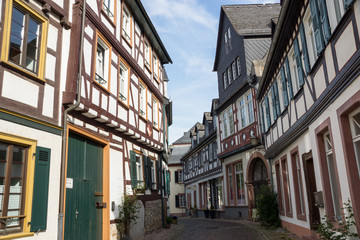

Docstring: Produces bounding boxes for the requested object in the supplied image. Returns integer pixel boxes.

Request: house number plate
[66,178,73,189]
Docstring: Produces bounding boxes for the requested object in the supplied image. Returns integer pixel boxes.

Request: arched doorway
[246,152,270,219]
[252,158,268,206]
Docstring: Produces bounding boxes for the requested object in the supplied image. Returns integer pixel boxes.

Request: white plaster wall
[324,45,336,84]
[110,148,124,220]
[42,84,54,118]
[2,71,39,108]
[110,65,118,96]
[335,22,357,71]
[45,53,56,82]
[87,0,98,15]
[0,120,62,240]
[314,66,326,99]
[83,38,93,76]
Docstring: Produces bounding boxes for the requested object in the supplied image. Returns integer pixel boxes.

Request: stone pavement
[141,217,299,240]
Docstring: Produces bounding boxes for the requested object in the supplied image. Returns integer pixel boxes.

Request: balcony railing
[95,73,107,85]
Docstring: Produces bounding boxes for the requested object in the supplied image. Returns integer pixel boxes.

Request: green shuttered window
[310,0,331,56]
[280,66,289,108]
[299,22,311,75]
[285,57,294,99]
[293,37,305,88]
[130,151,137,189]
[31,146,51,232]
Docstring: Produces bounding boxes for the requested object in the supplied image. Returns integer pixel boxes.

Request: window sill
[139,114,147,122]
[0,232,34,240]
[93,79,110,93]
[121,34,132,48]
[1,61,46,84]
[101,9,116,28]
[144,62,152,73]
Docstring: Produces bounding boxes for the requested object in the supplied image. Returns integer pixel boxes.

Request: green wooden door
[65,133,103,240]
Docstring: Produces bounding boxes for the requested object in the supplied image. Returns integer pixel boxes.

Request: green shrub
[256,185,280,227]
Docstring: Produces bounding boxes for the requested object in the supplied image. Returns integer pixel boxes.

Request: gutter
[58,1,86,239]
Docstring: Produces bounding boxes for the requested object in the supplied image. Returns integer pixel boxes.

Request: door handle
[75,209,79,219]
[95,202,107,209]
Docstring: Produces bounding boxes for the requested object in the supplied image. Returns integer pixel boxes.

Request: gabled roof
[126,0,172,64]
[223,4,281,36]
[173,129,191,145]
[213,4,281,71]
[168,144,191,164]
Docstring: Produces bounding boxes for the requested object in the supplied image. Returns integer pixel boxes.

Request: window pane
[25,18,39,72]
[9,7,25,65]
[0,144,7,214]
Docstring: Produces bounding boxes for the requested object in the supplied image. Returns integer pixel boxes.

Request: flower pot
[204,209,209,218]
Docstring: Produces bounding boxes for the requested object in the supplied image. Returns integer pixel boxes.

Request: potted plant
[116,194,140,240]
[134,183,145,194]
[166,216,172,228]
[204,207,209,218]
[210,205,216,219]
[171,215,178,224]
[191,203,198,218]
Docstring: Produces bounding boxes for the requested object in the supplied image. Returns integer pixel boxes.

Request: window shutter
[299,22,311,75]
[167,171,170,195]
[130,151,137,188]
[147,157,152,189]
[31,146,51,232]
[280,66,289,107]
[271,86,277,120]
[294,37,305,87]
[310,0,325,55]
[344,0,354,10]
[261,103,266,133]
[156,161,161,190]
[317,0,331,44]
[285,57,294,99]
[175,171,179,183]
[175,195,180,208]
[265,96,271,129]
[274,80,281,116]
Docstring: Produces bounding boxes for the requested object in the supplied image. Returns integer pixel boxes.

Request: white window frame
[179,194,186,207]
[223,72,228,89]
[232,61,237,80]
[95,36,110,89]
[235,163,245,205]
[238,90,255,129]
[323,131,342,220]
[350,108,360,177]
[304,9,317,67]
[103,0,114,20]
[289,49,300,94]
[139,82,147,118]
[144,38,151,70]
[151,160,156,189]
[152,97,159,128]
[227,67,232,85]
[122,4,131,43]
[236,57,241,76]
[119,60,129,103]
[135,154,143,186]
[153,53,159,81]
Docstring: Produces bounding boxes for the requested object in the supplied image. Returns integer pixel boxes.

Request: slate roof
[168,144,191,164]
[244,38,271,75]
[172,130,191,145]
[222,4,281,36]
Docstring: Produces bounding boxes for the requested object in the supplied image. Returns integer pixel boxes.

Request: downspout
[160,102,166,228]
[58,1,86,239]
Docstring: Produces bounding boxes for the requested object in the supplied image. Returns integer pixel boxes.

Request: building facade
[182,102,224,216]
[0,0,71,238]
[257,0,360,238]
[61,1,172,239]
[168,130,192,217]
[212,4,280,219]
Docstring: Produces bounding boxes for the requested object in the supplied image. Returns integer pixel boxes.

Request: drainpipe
[58,1,86,239]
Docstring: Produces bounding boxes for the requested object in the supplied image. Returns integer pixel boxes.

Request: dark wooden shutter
[147,157,152,189]
[285,57,294,99]
[175,195,180,208]
[274,80,281,116]
[156,161,161,190]
[261,103,266,133]
[299,22,311,75]
[280,66,289,107]
[310,0,325,55]
[166,170,170,195]
[294,37,305,87]
[31,146,51,232]
[265,96,271,129]
[271,86,277,120]
[344,0,354,10]
[317,0,331,44]
[130,151,137,188]
[175,170,179,183]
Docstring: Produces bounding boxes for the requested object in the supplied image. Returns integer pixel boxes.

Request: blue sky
[141,0,278,144]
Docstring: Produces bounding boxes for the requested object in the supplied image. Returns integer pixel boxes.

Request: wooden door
[65,133,103,240]
[303,153,320,229]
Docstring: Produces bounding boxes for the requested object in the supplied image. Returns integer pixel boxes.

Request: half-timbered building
[0,0,70,238]
[61,0,172,239]
[213,4,280,219]
[182,103,223,216]
[257,0,360,238]
[168,129,191,217]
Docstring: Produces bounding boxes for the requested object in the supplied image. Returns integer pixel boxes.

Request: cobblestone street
[143,217,297,240]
